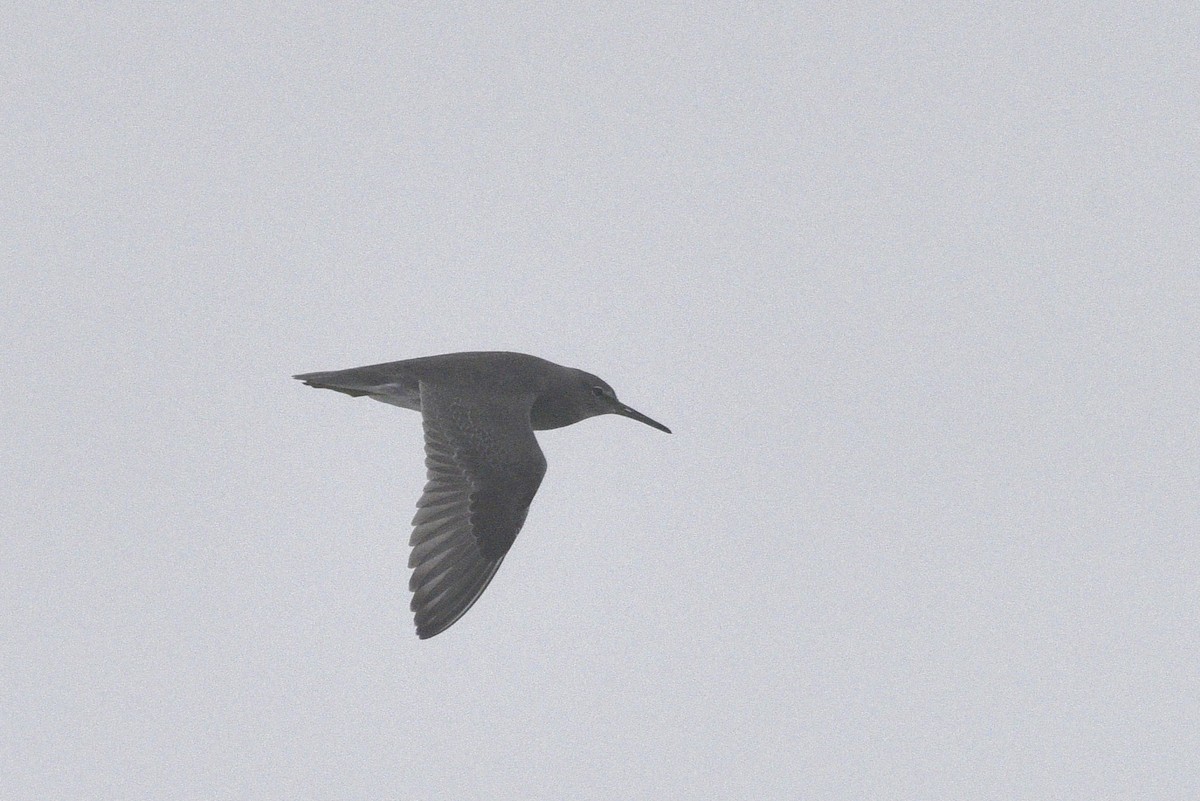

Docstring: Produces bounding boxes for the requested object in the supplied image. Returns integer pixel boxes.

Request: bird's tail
[292,371,375,397]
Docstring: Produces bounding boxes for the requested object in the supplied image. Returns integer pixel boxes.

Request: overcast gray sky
[3,4,1197,799]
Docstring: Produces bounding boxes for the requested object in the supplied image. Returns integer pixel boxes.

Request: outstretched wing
[408,381,547,638]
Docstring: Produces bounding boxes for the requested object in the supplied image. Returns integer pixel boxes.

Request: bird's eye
[591,386,606,397]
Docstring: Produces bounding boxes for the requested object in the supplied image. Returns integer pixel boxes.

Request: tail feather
[293,372,374,397]
[293,367,422,411]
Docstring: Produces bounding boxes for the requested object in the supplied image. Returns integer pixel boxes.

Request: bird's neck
[530,391,586,431]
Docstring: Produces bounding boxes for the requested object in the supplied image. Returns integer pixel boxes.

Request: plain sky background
[3,3,1197,799]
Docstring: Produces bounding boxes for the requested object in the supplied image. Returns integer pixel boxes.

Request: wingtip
[414,619,451,639]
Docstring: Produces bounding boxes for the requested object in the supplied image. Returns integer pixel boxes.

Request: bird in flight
[294,351,670,638]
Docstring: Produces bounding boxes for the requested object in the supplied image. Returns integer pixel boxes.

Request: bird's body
[294,351,669,639]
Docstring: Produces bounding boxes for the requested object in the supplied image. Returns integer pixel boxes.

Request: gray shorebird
[294,351,671,639]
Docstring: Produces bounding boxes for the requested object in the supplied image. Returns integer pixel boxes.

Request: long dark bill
[616,404,672,434]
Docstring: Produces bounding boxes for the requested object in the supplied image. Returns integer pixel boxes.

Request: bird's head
[567,371,672,433]
[529,366,671,432]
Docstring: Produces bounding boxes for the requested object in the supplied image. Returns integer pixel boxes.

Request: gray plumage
[294,351,670,639]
